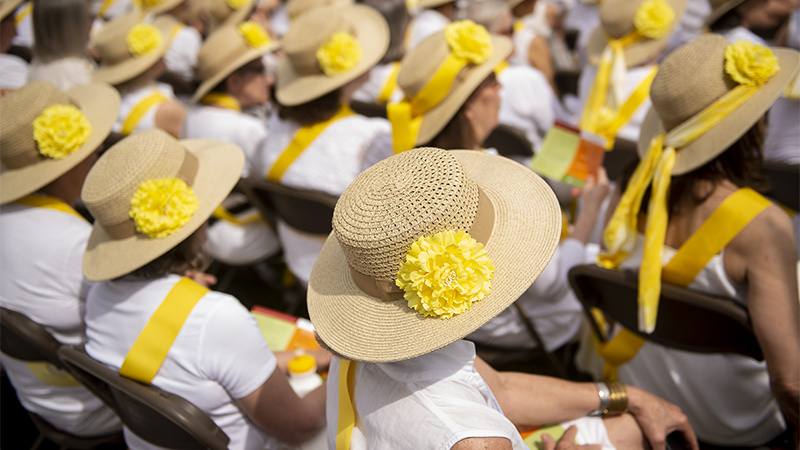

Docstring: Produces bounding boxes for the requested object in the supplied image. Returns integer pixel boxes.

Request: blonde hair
[32,0,90,63]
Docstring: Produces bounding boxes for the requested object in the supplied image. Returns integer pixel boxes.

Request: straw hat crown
[207,0,254,30]
[282,9,355,77]
[0,0,23,21]
[334,148,481,280]
[650,34,736,131]
[396,31,455,99]
[286,0,352,20]
[599,0,644,39]
[95,13,151,66]
[93,13,174,85]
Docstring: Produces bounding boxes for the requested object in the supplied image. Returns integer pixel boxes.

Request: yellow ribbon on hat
[376,62,401,104]
[598,41,781,334]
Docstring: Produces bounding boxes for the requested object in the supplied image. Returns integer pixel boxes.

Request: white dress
[163,23,202,83]
[617,236,786,446]
[407,8,450,51]
[113,82,176,135]
[0,52,29,90]
[497,64,556,154]
[0,201,122,437]
[253,113,393,285]
[351,62,404,105]
[27,57,94,91]
[85,274,280,450]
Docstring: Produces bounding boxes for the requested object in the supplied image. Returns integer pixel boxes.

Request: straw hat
[286,0,353,21]
[505,0,526,8]
[397,29,512,146]
[418,0,455,8]
[207,0,255,32]
[275,4,389,106]
[81,129,244,281]
[138,0,186,15]
[93,13,176,85]
[0,81,120,205]
[703,0,745,29]
[586,0,689,68]
[0,0,24,21]
[637,34,800,175]
[308,148,561,363]
[191,22,280,103]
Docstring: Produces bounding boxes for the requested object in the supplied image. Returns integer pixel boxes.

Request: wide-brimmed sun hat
[207,0,255,32]
[286,0,352,21]
[390,21,512,152]
[586,0,689,68]
[638,34,800,175]
[307,147,561,363]
[275,4,389,106]
[0,0,24,21]
[0,80,120,205]
[192,22,280,103]
[703,0,745,29]
[81,129,244,281]
[136,0,185,15]
[93,13,176,85]
[418,0,455,8]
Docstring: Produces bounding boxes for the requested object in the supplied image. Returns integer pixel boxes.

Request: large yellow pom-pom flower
[445,20,493,64]
[238,21,271,49]
[396,230,495,319]
[226,0,248,9]
[316,32,363,77]
[633,0,674,39]
[32,105,92,160]
[725,41,780,87]
[135,0,163,9]
[126,24,162,57]
[129,178,199,239]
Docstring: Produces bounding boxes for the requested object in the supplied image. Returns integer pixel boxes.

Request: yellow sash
[200,93,242,112]
[14,194,86,222]
[97,0,118,18]
[336,359,358,450]
[494,60,509,77]
[119,277,209,384]
[121,91,168,136]
[266,105,355,182]
[14,2,31,27]
[376,62,401,104]
[597,187,772,380]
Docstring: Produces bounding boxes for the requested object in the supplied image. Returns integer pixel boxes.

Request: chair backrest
[568,264,763,361]
[242,178,339,236]
[58,346,230,450]
[0,307,64,367]
[350,100,388,119]
[762,161,799,212]
[483,124,534,158]
[602,138,638,181]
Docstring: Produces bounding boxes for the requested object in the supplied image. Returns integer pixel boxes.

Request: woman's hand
[627,386,698,450]
[541,426,601,450]
[184,270,218,287]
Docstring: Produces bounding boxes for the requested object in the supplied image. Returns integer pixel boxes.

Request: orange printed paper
[251,306,320,351]
[530,122,606,187]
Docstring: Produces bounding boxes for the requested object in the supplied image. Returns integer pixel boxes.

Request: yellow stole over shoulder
[597,187,772,380]
[336,359,358,450]
[119,277,209,384]
[121,90,168,136]
[266,105,355,182]
[14,194,86,222]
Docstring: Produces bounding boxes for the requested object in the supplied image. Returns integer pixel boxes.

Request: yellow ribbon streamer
[200,93,242,112]
[14,194,86,222]
[119,277,208,384]
[388,53,470,154]
[336,359,357,450]
[121,91,168,136]
[376,62,401,104]
[14,2,31,27]
[267,105,355,181]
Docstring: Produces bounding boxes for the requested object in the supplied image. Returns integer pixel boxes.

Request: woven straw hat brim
[275,5,389,106]
[0,83,121,205]
[92,17,174,86]
[703,0,745,29]
[307,151,562,363]
[191,42,279,104]
[415,36,512,146]
[82,139,244,281]
[0,0,24,21]
[418,0,455,8]
[637,47,800,175]
[505,0,525,8]
[143,0,186,15]
[585,0,688,68]
[209,0,255,33]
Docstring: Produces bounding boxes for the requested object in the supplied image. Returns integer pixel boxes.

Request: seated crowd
[0,0,797,449]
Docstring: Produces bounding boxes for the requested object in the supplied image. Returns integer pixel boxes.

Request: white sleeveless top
[617,236,785,446]
[351,62,404,105]
[113,82,176,135]
[497,64,556,154]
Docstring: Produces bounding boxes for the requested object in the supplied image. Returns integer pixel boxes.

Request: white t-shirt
[113,82,176,135]
[85,274,279,450]
[0,201,121,437]
[0,52,29,90]
[351,62,404,105]
[407,8,450,51]
[253,113,393,284]
[497,64,556,153]
[164,23,202,83]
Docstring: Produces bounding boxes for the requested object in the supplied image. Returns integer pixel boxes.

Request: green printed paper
[524,424,568,450]
[254,313,296,351]
[531,124,581,181]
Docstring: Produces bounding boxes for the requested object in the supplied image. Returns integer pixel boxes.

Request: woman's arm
[527,36,557,94]
[155,100,187,138]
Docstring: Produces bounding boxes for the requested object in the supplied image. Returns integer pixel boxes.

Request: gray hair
[32,0,90,62]
[458,0,509,33]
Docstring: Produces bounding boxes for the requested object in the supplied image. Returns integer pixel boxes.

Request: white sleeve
[197,295,277,400]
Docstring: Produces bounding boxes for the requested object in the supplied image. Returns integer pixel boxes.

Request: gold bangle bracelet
[605,380,628,416]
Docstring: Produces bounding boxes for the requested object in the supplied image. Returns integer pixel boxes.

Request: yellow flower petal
[316,32,363,77]
[238,21,271,49]
[32,105,92,160]
[633,0,674,39]
[129,178,199,238]
[226,0,248,9]
[126,24,162,58]
[725,41,780,87]
[445,20,493,64]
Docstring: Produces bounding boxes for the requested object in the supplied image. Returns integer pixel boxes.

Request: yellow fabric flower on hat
[226,0,248,9]
[633,0,674,39]
[396,230,495,319]
[725,41,780,87]
[126,24,162,57]
[32,105,92,160]
[445,20,493,64]
[135,0,163,9]
[316,31,363,77]
[238,21,271,49]
[129,178,199,238]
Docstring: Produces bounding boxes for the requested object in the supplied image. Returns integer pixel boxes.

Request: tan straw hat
[586,0,689,68]
[418,0,455,8]
[207,0,255,32]
[703,0,746,29]
[286,0,353,21]
[397,27,512,146]
[275,4,389,106]
[81,129,244,281]
[192,22,280,103]
[0,0,24,21]
[93,13,176,85]
[307,148,561,363]
[637,34,800,175]
[136,0,186,15]
[0,81,120,205]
